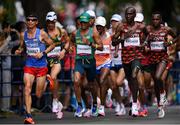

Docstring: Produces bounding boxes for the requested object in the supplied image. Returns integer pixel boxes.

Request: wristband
[95,44,98,49]
[169,41,173,45]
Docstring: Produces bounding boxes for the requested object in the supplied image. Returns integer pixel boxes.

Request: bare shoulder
[163,26,176,37]
[40,29,47,35]
[40,29,48,37]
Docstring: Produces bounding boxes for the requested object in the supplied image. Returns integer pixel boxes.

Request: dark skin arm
[111,23,124,46]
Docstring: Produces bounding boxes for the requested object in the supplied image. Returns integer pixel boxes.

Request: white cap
[134,13,144,22]
[86,10,96,18]
[66,25,76,34]
[95,16,106,27]
[46,11,57,21]
[111,14,122,22]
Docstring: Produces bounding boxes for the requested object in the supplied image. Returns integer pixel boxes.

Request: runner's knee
[24,86,31,96]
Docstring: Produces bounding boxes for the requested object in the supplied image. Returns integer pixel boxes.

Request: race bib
[47,46,61,57]
[96,45,110,54]
[76,44,92,55]
[26,47,40,56]
[111,56,122,65]
[150,41,165,51]
[124,37,140,47]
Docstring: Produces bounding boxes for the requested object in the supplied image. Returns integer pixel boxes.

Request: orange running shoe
[46,74,54,91]
[139,109,148,117]
[24,117,35,124]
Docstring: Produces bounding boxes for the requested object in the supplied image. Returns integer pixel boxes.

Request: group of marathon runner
[15,6,179,124]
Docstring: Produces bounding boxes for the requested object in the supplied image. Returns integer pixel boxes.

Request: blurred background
[0,0,180,34]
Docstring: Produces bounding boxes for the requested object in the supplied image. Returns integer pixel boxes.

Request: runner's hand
[34,52,43,59]
[82,37,90,45]
[58,49,66,60]
[15,49,22,55]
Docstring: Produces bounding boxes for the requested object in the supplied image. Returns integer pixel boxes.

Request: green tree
[2,0,16,24]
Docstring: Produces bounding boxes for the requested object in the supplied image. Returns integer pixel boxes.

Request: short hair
[26,13,38,20]
[152,11,162,17]
[125,7,136,14]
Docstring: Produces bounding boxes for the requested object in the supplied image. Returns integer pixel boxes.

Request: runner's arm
[92,27,103,51]
[15,32,24,55]
[41,30,55,54]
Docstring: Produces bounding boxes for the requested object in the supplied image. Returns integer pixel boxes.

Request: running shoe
[56,111,63,119]
[157,106,165,118]
[115,103,120,113]
[138,108,148,117]
[74,106,85,118]
[131,103,139,117]
[91,105,98,117]
[52,99,59,113]
[159,92,168,107]
[24,117,35,124]
[116,103,126,116]
[56,102,63,119]
[116,107,126,116]
[83,109,92,118]
[98,105,105,116]
[24,113,35,124]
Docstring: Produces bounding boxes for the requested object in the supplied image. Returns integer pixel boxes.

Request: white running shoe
[83,109,92,118]
[55,101,63,119]
[157,106,165,118]
[57,101,63,112]
[98,105,105,116]
[159,92,168,106]
[56,111,63,119]
[131,103,139,117]
[52,99,59,113]
[115,103,120,113]
[116,103,126,116]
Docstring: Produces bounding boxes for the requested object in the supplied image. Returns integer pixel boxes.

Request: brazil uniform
[74,27,96,82]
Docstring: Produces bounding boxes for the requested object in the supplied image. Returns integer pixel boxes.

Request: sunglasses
[27,18,37,22]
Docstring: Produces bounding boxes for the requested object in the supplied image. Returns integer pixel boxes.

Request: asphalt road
[0,105,180,124]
